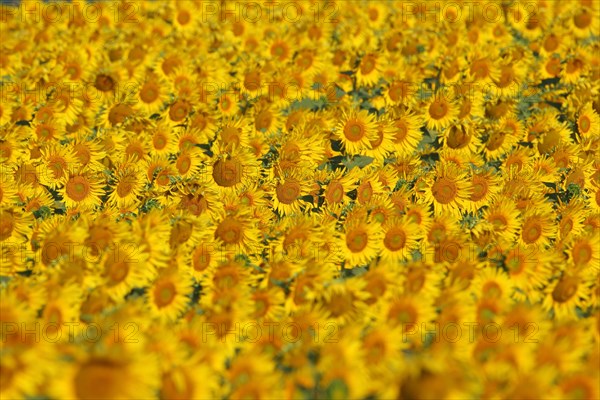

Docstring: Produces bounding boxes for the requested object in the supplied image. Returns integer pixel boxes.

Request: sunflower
[590,182,600,213]
[212,209,261,255]
[316,333,370,399]
[69,133,107,172]
[481,197,522,245]
[227,349,284,399]
[136,73,169,115]
[36,144,77,188]
[424,93,459,131]
[310,279,369,326]
[321,168,359,210]
[214,116,251,153]
[147,119,178,157]
[543,271,590,321]
[358,116,393,162]
[379,215,421,262]
[340,218,382,268]
[380,293,437,339]
[471,266,515,303]
[466,168,502,212]
[556,200,588,243]
[209,148,261,193]
[40,280,83,332]
[334,108,377,156]
[482,123,520,160]
[402,261,445,302]
[57,348,160,400]
[560,51,588,85]
[356,53,383,87]
[567,3,600,38]
[107,161,145,210]
[59,169,104,211]
[576,102,599,138]
[160,362,218,400]
[387,110,423,155]
[538,28,569,57]
[276,127,324,171]
[466,52,500,85]
[491,60,527,97]
[0,99,12,126]
[167,97,194,124]
[171,0,200,33]
[173,148,204,180]
[216,91,240,118]
[147,267,193,322]
[293,47,326,80]
[97,97,140,128]
[519,210,556,249]
[424,163,473,215]
[558,373,600,400]
[567,233,600,274]
[0,170,18,207]
[264,32,295,65]
[538,54,563,80]
[248,286,286,322]
[81,214,128,260]
[0,347,49,399]
[355,169,385,206]
[0,208,33,249]
[488,244,554,299]
[131,207,169,265]
[98,238,147,299]
[30,118,67,144]
[271,168,310,216]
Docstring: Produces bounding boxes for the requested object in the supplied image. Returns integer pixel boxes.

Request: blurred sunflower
[424,163,473,215]
[147,266,193,322]
[339,217,381,268]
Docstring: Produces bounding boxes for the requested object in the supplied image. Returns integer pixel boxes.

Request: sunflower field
[1,0,599,399]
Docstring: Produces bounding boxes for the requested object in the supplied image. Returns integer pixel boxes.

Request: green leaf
[342,155,373,170]
[326,379,349,400]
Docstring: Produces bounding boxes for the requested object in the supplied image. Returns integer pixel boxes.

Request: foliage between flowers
[1,0,600,399]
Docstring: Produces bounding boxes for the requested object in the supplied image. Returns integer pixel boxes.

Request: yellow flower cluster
[1,0,599,399]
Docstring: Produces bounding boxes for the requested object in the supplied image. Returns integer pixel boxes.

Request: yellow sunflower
[466,168,502,212]
[379,215,421,262]
[356,53,383,87]
[321,167,360,210]
[147,267,193,322]
[101,238,151,302]
[214,116,251,153]
[136,73,169,115]
[424,163,473,215]
[339,218,382,268]
[388,110,423,156]
[567,233,600,274]
[56,349,160,400]
[107,161,145,210]
[208,148,261,194]
[518,210,557,249]
[380,293,437,341]
[424,91,459,132]
[173,148,204,180]
[576,102,599,138]
[212,209,261,255]
[312,279,369,325]
[542,271,590,321]
[335,108,378,155]
[59,169,104,211]
[271,168,310,216]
